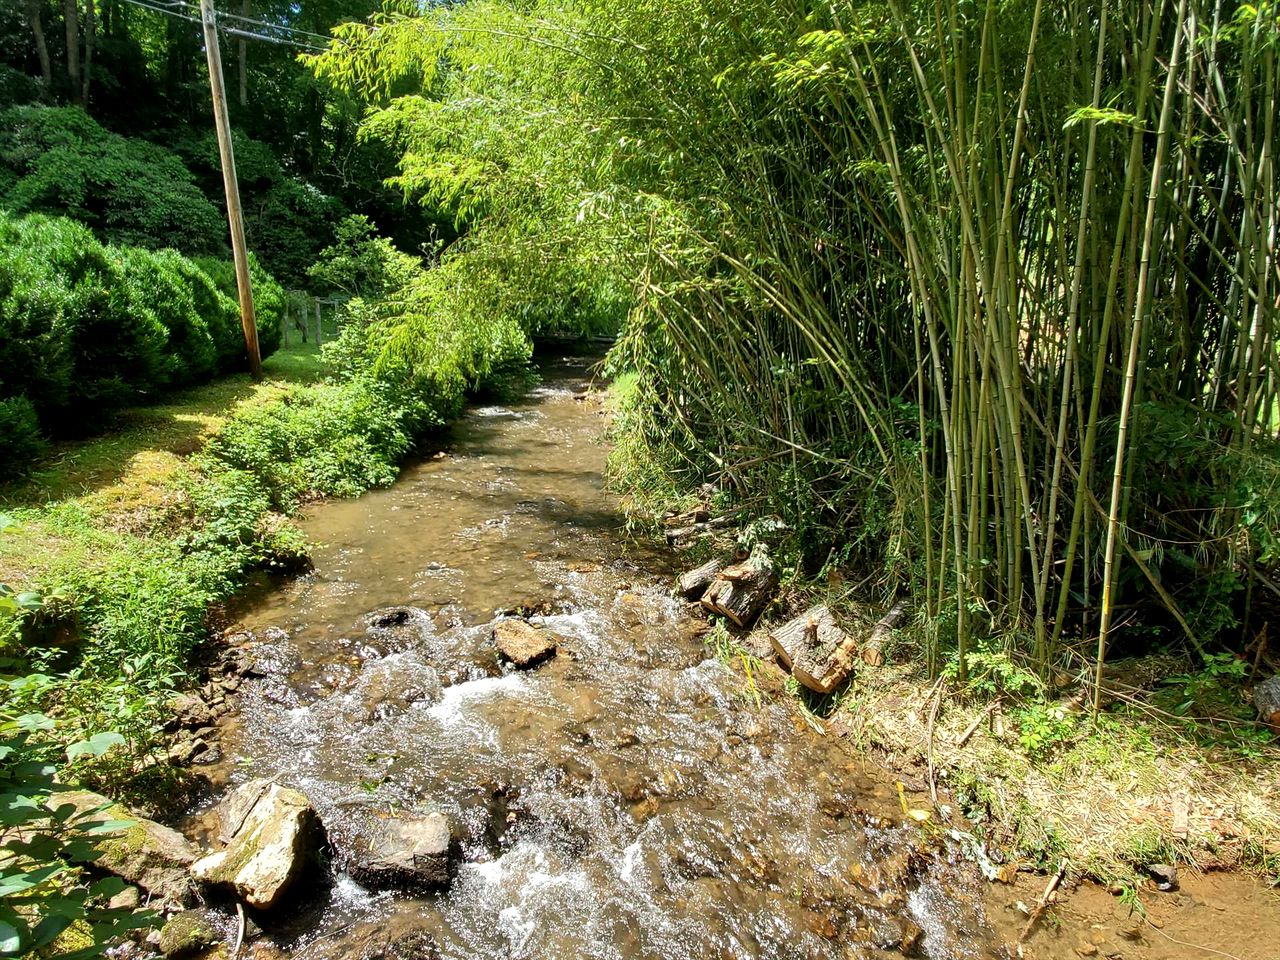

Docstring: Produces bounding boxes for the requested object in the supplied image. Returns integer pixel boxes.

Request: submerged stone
[493,618,557,669]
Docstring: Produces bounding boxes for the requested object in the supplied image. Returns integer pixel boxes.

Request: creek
[189,353,1268,960]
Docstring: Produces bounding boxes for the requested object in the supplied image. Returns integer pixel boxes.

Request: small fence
[281,291,347,348]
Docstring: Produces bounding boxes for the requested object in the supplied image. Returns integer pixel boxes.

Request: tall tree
[62,0,81,104]
[23,0,52,96]
[82,0,95,104]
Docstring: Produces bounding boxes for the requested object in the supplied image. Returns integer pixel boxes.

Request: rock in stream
[191,779,325,909]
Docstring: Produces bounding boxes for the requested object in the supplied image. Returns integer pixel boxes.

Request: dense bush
[177,129,347,287]
[0,64,40,111]
[193,254,285,358]
[0,213,286,470]
[0,396,43,477]
[0,213,166,429]
[202,378,428,507]
[0,106,225,254]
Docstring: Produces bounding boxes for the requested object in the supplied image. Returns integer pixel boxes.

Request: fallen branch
[925,676,945,806]
[701,545,777,628]
[665,514,736,547]
[956,698,1001,747]
[233,902,246,959]
[1018,859,1068,943]
[861,600,907,666]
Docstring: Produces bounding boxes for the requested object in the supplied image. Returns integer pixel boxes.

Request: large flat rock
[347,811,452,891]
[493,619,557,669]
[57,790,199,908]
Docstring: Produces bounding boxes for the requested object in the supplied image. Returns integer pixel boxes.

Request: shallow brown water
[200,354,1023,960]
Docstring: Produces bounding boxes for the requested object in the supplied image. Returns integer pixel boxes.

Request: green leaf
[66,732,126,761]
[0,918,24,953]
[87,876,127,900]
[30,913,74,951]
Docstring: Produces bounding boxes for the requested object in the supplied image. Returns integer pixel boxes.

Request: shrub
[0,105,225,255]
[201,378,427,507]
[0,212,166,430]
[176,129,346,286]
[0,395,43,479]
[170,257,243,371]
[0,64,40,111]
[193,254,284,361]
[108,247,216,386]
[0,212,289,474]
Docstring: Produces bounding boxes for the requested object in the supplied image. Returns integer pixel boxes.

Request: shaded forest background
[0,0,445,278]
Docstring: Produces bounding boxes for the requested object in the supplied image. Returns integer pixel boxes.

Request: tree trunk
[63,0,81,104]
[237,0,247,107]
[677,557,727,601]
[700,546,777,629]
[81,0,94,105]
[24,0,53,97]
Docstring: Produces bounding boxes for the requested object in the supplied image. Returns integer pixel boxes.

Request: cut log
[769,605,844,671]
[1254,674,1280,729]
[662,504,711,528]
[860,600,907,667]
[795,642,860,694]
[677,557,728,601]
[700,546,777,628]
[665,514,736,548]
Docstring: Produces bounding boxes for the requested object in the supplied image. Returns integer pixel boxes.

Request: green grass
[0,338,431,798]
[2,342,324,512]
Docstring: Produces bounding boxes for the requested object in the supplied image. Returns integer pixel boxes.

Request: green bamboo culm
[309,0,1280,688]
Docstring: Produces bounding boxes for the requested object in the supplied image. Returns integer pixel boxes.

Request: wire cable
[216,10,335,45]
[116,0,337,53]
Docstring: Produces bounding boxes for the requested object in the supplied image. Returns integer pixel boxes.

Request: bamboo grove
[313,0,1280,683]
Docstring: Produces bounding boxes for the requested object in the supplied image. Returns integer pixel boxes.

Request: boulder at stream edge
[493,619,557,669]
[348,811,452,891]
[156,908,221,957]
[58,790,200,908]
[191,779,324,910]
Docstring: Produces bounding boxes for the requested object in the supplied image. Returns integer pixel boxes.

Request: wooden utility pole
[199,0,262,379]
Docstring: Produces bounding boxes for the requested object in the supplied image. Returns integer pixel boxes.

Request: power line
[216,10,335,45]
[221,26,329,53]
[116,0,336,53]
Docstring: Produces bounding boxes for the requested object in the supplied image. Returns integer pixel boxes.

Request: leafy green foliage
[308,0,1280,678]
[0,212,288,474]
[0,106,224,254]
[0,396,44,479]
[176,130,348,287]
[193,253,285,359]
[0,709,155,958]
[1013,703,1079,759]
[308,214,417,299]
[201,377,425,507]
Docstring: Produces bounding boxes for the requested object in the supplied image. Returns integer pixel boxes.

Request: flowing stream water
[193,352,1260,960]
